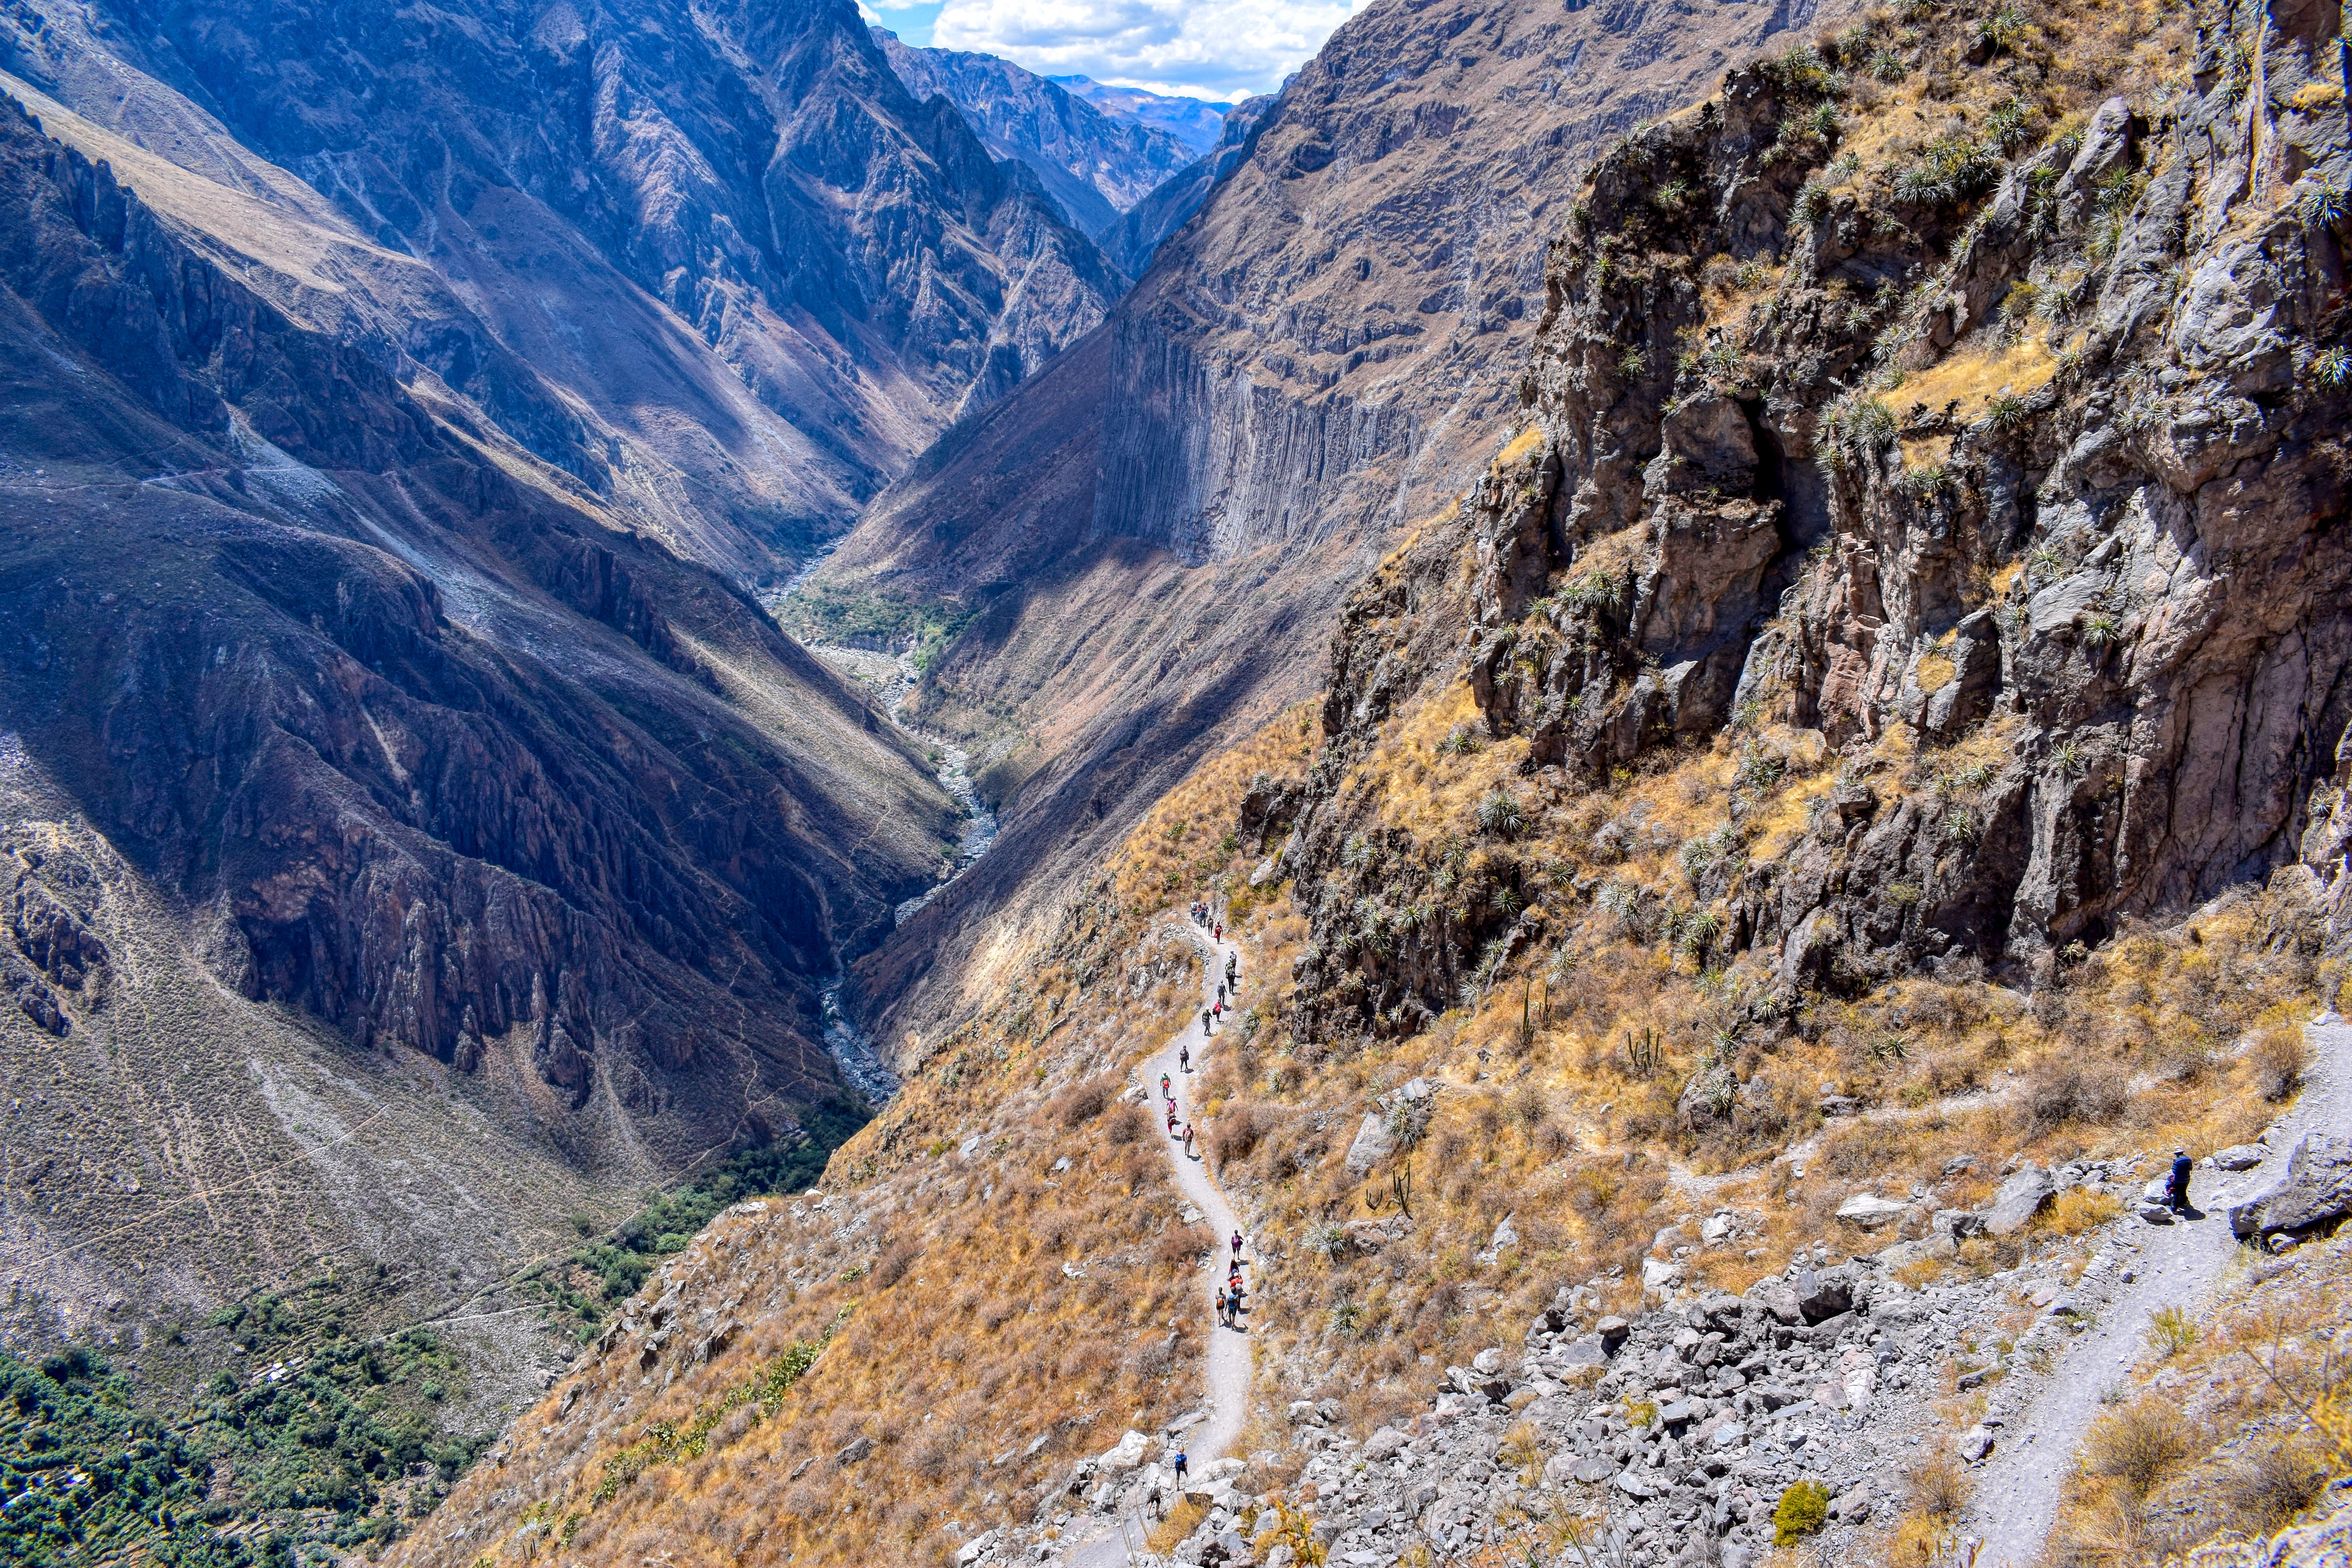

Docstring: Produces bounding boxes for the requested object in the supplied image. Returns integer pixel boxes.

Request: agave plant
[1477,788,1528,837]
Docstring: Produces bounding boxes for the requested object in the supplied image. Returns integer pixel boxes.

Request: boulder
[1596,1315,1632,1348]
[1489,1214,1520,1250]
[1642,1256,1684,1291]
[1343,1114,1394,1173]
[1472,1347,1508,1375]
[2230,1134,2352,1238]
[2210,1144,2266,1171]
[1793,1269,1853,1323]
[1957,1425,1994,1462]
[1101,1429,1153,1472]
[1557,1333,1610,1368]
[1985,1163,2056,1236]
[1836,1193,1908,1229]
[1363,1426,1408,1461]
[1748,1277,1804,1325]
[956,1530,1000,1567]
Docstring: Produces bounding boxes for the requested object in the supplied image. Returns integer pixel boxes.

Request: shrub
[2147,1305,2198,1359]
[2251,1023,2312,1100]
[1904,1451,1969,1521]
[2221,1441,2328,1531]
[2083,1396,2193,1498]
[2022,1058,2129,1137]
[1773,1480,1831,1544]
[1105,1102,1151,1145]
[1210,1103,1269,1163]
[872,1239,921,1289]
[1053,1076,1118,1127]
[2040,1188,2124,1236]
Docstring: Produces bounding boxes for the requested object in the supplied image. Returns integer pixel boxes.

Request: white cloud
[930,0,1368,101]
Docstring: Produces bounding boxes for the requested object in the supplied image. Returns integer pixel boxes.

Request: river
[762,573,1000,1103]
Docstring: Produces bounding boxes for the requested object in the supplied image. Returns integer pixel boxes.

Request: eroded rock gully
[1288,2,2352,1049]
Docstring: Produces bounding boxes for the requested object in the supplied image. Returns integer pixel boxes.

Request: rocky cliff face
[1289,0,2352,1041]
[873,30,1200,237]
[818,0,1861,1063]
[0,69,956,1435]
[0,0,1125,581]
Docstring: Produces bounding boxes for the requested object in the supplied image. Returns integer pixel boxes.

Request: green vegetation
[581,1307,851,1522]
[522,1102,868,1339]
[2,1295,485,1566]
[1773,1479,1832,1544]
[774,584,978,672]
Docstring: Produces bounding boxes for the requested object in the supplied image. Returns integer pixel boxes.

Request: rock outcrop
[1283,2,2352,1042]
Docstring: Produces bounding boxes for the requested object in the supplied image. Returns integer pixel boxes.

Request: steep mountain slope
[1095,93,1277,278]
[817,0,1863,1066]
[0,0,1127,584]
[0,57,960,1531]
[873,30,1200,236]
[397,0,2352,1563]
[1051,76,1234,156]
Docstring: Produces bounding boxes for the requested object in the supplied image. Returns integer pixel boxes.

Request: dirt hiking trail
[1069,920,1250,1568]
[1966,1015,2352,1564]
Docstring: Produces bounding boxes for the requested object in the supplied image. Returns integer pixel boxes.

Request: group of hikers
[1200,946,1239,1038]
[1214,1229,1248,1330]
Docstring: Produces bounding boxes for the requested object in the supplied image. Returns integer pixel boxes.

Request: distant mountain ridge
[873,29,1200,236]
[1050,74,1233,155]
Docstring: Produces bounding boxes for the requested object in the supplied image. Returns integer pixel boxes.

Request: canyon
[6,0,2352,1562]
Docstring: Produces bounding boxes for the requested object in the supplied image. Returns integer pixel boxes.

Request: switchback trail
[1966,1015,2352,1564]
[1069,920,1250,1568]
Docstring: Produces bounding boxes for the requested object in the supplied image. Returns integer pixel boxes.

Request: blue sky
[866,0,1368,100]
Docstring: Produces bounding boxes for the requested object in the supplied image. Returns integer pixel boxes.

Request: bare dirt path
[1068,920,1251,1568]
[1965,1015,2352,1565]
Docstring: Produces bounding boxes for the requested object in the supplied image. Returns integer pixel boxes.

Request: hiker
[1161,1073,1171,1099]
[2167,1147,2194,1213]
[1174,1450,1189,1484]
[1179,1044,1191,1073]
[1231,1229,1245,1259]
[1214,1287,1229,1326]
[1183,1123,1196,1158]
[1202,1008,1213,1036]
[1216,982,1226,1006]
[1214,922,1223,941]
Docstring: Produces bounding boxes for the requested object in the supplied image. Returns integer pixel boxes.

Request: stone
[2230,1133,2352,1239]
[1344,1114,1394,1174]
[1362,1426,1408,1461]
[1708,1421,1748,1450]
[956,1530,1000,1567]
[1473,1347,1507,1375]
[1490,1214,1520,1250]
[1595,1316,1632,1347]
[1642,1256,1684,1291]
[1836,1193,1907,1229]
[1791,1270,1853,1323]
[1102,1430,1152,1472]
[834,1435,874,1467]
[2137,1201,2175,1224]
[2211,1144,2266,1171]
[1957,1425,1994,1462]
[1574,1456,1617,1485]
[1985,1164,2056,1236]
